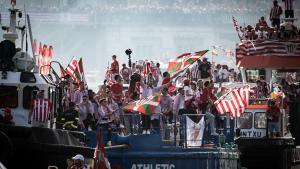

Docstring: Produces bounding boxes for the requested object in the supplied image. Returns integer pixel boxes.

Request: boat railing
[118,111,226,148]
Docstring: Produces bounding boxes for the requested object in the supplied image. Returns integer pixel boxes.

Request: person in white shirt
[218,65,229,82]
[191,59,202,81]
[173,87,185,122]
[160,87,173,124]
[140,77,165,134]
[78,95,94,130]
[97,98,113,146]
[73,82,88,105]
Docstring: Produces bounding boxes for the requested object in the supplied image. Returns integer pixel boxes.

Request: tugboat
[1,2,241,169]
[234,19,300,169]
[0,3,94,169]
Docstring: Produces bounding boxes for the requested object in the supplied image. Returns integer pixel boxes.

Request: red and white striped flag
[65,57,81,84]
[214,88,246,117]
[239,86,251,106]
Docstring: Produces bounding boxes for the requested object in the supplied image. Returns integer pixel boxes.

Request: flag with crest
[167,50,209,78]
[123,94,161,115]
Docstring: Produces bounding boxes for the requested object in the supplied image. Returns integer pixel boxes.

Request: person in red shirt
[120,63,131,84]
[110,55,119,75]
[110,75,123,105]
[266,100,281,137]
[199,81,211,114]
[162,72,170,85]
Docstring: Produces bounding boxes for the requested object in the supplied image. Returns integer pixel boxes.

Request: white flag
[186,116,205,147]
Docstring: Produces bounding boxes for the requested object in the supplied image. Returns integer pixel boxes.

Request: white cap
[72,154,84,161]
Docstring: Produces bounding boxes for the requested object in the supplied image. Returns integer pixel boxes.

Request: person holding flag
[94,129,111,169]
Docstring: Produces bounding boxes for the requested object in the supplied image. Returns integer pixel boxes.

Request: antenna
[27,14,35,64]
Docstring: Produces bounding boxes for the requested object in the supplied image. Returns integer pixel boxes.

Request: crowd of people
[239,0,299,41]
[54,50,300,144]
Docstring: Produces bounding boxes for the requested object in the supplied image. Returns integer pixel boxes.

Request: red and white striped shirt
[284,0,294,10]
[270,6,283,19]
[31,99,52,122]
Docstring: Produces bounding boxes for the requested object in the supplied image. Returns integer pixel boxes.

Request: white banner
[186,116,205,147]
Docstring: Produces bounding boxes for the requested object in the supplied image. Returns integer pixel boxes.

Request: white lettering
[144,164,151,169]
[241,131,262,137]
[131,164,175,169]
[132,164,136,169]
[160,164,168,169]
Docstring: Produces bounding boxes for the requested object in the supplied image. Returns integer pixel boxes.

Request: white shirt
[218,68,229,80]
[173,93,185,114]
[78,101,94,120]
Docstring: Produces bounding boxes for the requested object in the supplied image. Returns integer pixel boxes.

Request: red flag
[38,42,43,73]
[33,39,37,55]
[94,129,110,169]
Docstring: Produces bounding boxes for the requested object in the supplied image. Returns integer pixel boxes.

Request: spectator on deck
[218,65,229,82]
[120,63,131,84]
[153,62,161,87]
[160,87,173,125]
[78,95,94,130]
[191,59,202,81]
[62,102,79,131]
[283,0,294,19]
[110,55,119,75]
[73,82,88,105]
[69,154,90,169]
[266,100,281,137]
[270,0,283,29]
[173,87,185,123]
[162,72,171,85]
[110,75,123,106]
[97,98,113,146]
[131,62,137,74]
[256,16,268,29]
[199,58,211,81]
[140,76,164,134]
[199,81,211,114]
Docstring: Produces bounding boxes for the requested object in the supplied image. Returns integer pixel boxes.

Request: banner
[186,116,205,147]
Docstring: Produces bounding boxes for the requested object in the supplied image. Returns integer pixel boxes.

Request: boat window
[245,69,265,83]
[0,86,18,108]
[23,86,39,109]
[236,112,253,129]
[20,72,36,83]
[254,112,267,129]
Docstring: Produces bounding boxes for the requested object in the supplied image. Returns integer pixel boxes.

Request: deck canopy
[236,40,300,68]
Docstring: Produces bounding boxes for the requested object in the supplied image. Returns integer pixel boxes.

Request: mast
[3,3,20,43]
